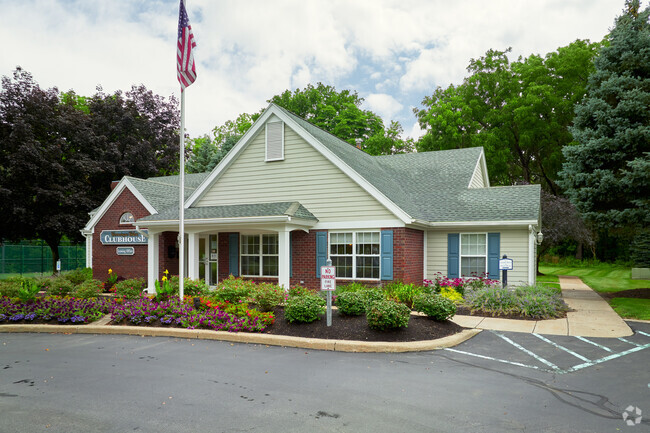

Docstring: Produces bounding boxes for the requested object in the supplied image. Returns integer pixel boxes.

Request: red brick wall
[92,188,151,281]
[289,230,320,289]
[159,232,179,278]
[390,227,424,284]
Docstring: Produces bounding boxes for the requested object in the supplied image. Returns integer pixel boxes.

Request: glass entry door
[199,235,218,286]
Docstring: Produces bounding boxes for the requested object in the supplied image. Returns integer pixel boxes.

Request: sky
[0,0,626,140]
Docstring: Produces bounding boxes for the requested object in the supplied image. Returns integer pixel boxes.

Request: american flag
[177,0,196,91]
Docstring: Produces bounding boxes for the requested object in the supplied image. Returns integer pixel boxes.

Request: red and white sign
[320,266,336,291]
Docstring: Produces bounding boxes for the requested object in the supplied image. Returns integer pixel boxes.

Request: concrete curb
[0,322,481,353]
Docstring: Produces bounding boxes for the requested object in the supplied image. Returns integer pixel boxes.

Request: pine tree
[558,0,650,230]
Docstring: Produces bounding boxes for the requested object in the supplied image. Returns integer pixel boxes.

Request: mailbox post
[498,255,514,288]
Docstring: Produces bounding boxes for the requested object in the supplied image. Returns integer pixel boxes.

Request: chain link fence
[0,240,86,277]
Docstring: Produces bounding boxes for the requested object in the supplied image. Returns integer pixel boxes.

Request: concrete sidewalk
[451,275,633,337]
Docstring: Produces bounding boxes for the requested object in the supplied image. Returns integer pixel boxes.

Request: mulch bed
[262,308,463,342]
[598,288,650,301]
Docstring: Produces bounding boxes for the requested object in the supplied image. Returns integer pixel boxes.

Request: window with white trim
[241,234,278,277]
[460,233,487,277]
[119,212,134,225]
[265,121,284,161]
[330,232,380,279]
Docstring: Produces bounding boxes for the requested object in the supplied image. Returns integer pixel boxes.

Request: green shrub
[0,279,22,298]
[73,279,104,299]
[334,282,370,295]
[365,299,411,331]
[630,231,650,267]
[47,277,75,297]
[167,276,209,298]
[464,286,516,315]
[251,283,285,312]
[288,284,312,298]
[114,278,146,299]
[16,279,40,303]
[212,276,255,302]
[412,293,456,321]
[284,294,325,323]
[63,268,93,286]
[383,281,424,308]
[335,291,367,316]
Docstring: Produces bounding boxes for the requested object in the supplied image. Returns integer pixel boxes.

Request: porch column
[147,232,160,294]
[188,232,199,280]
[278,229,291,290]
[528,226,536,286]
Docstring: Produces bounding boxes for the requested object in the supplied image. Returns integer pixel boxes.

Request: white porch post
[528,226,536,286]
[278,229,291,290]
[188,232,199,280]
[84,231,93,268]
[147,232,160,294]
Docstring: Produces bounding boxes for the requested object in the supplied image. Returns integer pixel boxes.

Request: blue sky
[0,0,626,139]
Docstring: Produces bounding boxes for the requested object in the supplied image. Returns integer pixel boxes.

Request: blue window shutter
[488,232,500,280]
[229,233,239,277]
[290,231,293,278]
[315,231,327,277]
[380,230,394,281]
[448,233,459,279]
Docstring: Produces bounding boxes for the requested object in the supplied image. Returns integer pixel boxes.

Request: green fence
[0,241,86,277]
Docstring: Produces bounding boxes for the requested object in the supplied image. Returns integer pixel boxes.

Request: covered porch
[135,202,318,293]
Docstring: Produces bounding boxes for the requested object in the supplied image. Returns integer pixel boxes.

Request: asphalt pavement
[1,323,649,433]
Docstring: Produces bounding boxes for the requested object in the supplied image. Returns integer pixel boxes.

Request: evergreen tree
[559,0,650,230]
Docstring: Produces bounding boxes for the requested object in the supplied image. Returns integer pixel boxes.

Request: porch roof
[136,201,318,224]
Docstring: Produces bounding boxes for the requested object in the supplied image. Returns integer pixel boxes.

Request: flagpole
[179,90,185,301]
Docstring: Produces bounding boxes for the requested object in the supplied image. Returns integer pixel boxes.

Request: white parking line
[565,343,650,373]
[575,336,613,352]
[618,337,643,347]
[494,332,559,370]
[444,348,544,371]
[532,333,591,362]
[637,331,650,338]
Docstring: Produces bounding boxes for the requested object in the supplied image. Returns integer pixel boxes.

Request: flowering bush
[423,272,498,295]
[169,276,209,297]
[250,282,285,312]
[0,296,114,324]
[211,276,256,303]
[365,299,410,331]
[111,297,274,332]
[46,277,75,297]
[72,279,104,299]
[438,287,464,304]
[384,282,428,308]
[113,278,146,299]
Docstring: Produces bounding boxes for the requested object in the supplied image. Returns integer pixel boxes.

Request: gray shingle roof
[126,173,210,212]
[275,104,540,223]
[138,201,317,222]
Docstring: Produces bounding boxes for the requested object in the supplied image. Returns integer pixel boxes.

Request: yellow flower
[164,269,169,275]
[162,276,167,282]
[108,268,113,274]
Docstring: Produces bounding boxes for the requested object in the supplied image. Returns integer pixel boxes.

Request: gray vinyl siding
[426,227,530,285]
[196,123,395,221]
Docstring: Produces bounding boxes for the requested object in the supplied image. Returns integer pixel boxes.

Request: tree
[538,189,594,272]
[0,68,181,273]
[0,68,102,271]
[415,40,601,192]
[558,0,650,231]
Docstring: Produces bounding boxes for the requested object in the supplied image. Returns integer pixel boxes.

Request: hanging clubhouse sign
[100,230,148,245]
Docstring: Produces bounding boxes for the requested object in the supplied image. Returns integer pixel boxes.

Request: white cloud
[0,0,626,136]
[364,93,403,123]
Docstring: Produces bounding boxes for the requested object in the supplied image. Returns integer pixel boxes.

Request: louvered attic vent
[265,121,284,161]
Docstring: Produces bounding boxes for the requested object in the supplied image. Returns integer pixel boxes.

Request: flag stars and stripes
[177,0,196,91]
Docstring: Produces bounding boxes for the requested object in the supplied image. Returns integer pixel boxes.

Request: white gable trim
[83,178,157,232]
[186,104,413,224]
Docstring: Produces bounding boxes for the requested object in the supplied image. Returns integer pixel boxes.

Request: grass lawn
[536,274,561,289]
[539,264,649,294]
[610,298,650,320]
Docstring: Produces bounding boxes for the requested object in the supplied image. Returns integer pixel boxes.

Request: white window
[119,212,134,225]
[460,233,487,277]
[241,234,278,277]
[265,121,284,161]
[330,232,380,279]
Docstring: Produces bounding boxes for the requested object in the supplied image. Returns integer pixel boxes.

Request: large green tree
[415,40,600,193]
[558,0,650,231]
[0,68,181,272]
